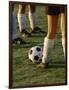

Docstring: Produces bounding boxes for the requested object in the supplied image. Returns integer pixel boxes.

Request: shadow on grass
[48,62,65,69]
[13,41,43,49]
[29,33,46,37]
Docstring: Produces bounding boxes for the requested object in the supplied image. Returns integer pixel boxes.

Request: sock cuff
[44,37,55,48]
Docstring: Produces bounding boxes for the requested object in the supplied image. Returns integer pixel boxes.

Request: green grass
[13,5,66,88]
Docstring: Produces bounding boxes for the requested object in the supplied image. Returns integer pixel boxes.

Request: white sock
[13,12,16,40]
[17,13,26,32]
[62,37,65,57]
[42,37,55,64]
[28,11,38,30]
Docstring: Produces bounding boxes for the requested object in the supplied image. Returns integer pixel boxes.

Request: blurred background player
[37,6,66,68]
[13,4,26,44]
[17,3,45,38]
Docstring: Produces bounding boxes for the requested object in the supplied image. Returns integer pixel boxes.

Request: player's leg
[17,4,31,37]
[13,4,26,44]
[42,15,58,64]
[28,4,36,31]
[38,15,58,68]
[37,6,59,68]
[60,7,66,57]
[28,4,44,33]
[13,8,17,41]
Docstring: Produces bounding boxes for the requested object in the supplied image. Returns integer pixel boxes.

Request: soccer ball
[28,46,43,64]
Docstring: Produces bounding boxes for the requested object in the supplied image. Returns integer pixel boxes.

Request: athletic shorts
[46,6,65,15]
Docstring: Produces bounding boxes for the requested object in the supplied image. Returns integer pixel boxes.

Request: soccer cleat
[31,27,46,34]
[21,29,31,37]
[13,37,26,44]
[36,62,49,68]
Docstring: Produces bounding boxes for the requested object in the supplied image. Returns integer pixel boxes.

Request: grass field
[13,5,66,88]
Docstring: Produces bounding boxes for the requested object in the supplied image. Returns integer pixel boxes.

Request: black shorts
[46,6,65,15]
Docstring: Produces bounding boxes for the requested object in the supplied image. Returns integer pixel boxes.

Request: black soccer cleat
[13,37,26,44]
[21,29,31,37]
[31,27,46,34]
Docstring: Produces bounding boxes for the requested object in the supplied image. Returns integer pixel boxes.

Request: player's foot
[36,62,49,68]
[21,29,31,37]
[31,27,46,34]
[13,37,26,44]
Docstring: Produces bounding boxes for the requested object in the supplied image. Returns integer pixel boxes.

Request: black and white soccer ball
[28,46,43,64]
